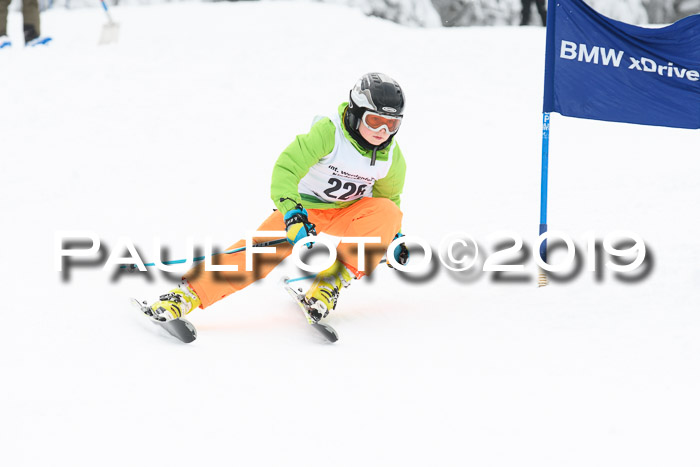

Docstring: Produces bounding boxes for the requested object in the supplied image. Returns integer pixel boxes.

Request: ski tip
[313,323,339,343]
[163,318,197,344]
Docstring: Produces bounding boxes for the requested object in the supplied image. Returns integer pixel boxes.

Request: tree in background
[31,0,700,27]
[315,0,442,26]
[643,0,700,22]
[430,0,520,25]
[430,0,651,25]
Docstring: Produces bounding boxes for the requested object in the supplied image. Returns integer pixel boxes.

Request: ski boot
[0,36,10,49]
[24,26,51,47]
[303,261,353,322]
[148,281,201,322]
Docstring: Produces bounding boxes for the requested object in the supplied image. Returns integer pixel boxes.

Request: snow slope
[2,2,699,466]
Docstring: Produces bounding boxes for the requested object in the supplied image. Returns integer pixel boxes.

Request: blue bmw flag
[543,0,700,129]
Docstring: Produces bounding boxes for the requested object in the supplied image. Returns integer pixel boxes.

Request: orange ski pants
[185,197,403,309]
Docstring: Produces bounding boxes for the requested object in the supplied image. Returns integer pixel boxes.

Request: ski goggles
[362,111,402,134]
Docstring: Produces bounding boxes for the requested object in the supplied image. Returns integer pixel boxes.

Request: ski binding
[280,277,339,343]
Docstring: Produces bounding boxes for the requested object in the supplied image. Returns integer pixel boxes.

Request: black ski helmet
[345,72,405,150]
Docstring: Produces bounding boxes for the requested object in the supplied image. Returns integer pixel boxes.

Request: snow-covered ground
[2,2,699,466]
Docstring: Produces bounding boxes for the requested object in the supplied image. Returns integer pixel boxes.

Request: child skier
[148,72,409,324]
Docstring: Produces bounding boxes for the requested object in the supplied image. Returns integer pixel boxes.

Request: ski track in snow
[2,2,699,466]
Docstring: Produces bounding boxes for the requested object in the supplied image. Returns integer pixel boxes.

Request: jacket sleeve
[372,142,406,211]
[270,117,336,214]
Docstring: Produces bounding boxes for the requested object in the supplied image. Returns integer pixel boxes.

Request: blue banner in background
[542,0,700,129]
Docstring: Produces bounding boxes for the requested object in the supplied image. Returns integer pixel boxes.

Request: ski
[280,277,339,343]
[130,298,197,344]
